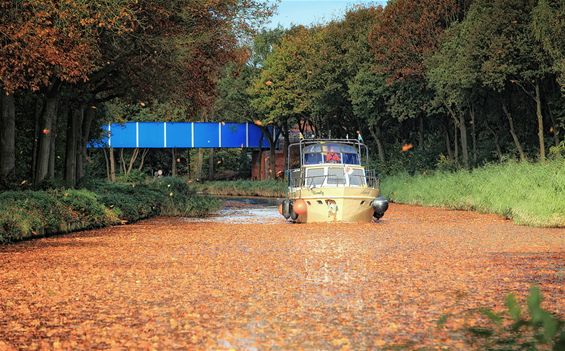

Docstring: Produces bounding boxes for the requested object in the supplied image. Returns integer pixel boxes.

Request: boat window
[342,153,359,165]
[304,144,322,153]
[305,168,325,187]
[304,153,323,165]
[348,168,365,186]
[327,167,346,185]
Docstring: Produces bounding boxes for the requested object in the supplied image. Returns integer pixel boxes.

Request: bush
[0,189,119,242]
[148,177,222,217]
[192,179,286,197]
[0,177,221,243]
[88,181,164,222]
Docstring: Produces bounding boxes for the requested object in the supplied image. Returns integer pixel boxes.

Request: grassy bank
[381,160,565,227]
[0,178,221,243]
[192,179,287,198]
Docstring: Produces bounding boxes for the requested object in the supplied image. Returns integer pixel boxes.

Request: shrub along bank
[381,160,565,227]
[0,178,221,243]
[192,179,287,198]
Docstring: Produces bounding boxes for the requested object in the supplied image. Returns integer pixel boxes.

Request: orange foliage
[402,143,413,152]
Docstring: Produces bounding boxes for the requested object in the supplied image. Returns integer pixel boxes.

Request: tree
[0,0,273,186]
[427,21,480,168]
[349,65,389,163]
[460,0,555,161]
[369,0,459,154]
[369,0,459,81]
[532,0,565,91]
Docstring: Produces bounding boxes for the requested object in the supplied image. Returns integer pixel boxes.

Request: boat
[279,138,388,223]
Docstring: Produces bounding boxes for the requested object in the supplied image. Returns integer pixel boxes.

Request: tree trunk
[47,104,59,181]
[418,115,424,149]
[65,106,83,187]
[35,87,59,185]
[444,122,453,160]
[119,149,127,175]
[195,149,204,180]
[108,147,116,182]
[172,148,177,177]
[257,133,264,180]
[534,81,545,161]
[486,123,503,161]
[282,119,290,172]
[126,148,140,175]
[103,148,110,181]
[186,149,192,179]
[77,106,95,180]
[453,122,459,164]
[138,149,149,171]
[368,126,386,163]
[546,102,560,147]
[502,103,526,161]
[458,113,470,170]
[207,149,214,180]
[0,91,16,179]
[470,106,477,166]
[31,96,44,180]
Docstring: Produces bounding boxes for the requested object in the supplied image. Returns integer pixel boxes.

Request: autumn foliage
[0,0,135,93]
[369,0,459,80]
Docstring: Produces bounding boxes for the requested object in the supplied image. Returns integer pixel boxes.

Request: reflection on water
[183,197,286,224]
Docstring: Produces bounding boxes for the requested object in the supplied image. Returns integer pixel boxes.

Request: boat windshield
[303,143,360,165]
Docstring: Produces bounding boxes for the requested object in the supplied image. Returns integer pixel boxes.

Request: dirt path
[0,204,563,350]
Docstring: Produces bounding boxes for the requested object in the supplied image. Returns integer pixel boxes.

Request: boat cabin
[302,143,360,165]
[287,140,376,189]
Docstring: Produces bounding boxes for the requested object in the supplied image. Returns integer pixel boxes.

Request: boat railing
[288,169,379,189]
[287,138,370,169]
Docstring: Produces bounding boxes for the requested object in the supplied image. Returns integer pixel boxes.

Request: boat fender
[281,200,291,219]
[289,201,299,221]
[371,196,389,219]
[293,199,308,215]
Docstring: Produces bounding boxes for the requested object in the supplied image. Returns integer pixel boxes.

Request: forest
[0,0,564,189]
[215,0,564,176]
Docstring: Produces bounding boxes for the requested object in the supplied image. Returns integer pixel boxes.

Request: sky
[266,0,387,29]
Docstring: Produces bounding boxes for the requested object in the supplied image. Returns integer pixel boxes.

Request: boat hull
[289,187,379,223]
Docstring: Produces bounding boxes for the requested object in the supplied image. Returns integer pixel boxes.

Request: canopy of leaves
[0,0,135,93]
[369,0,459,81]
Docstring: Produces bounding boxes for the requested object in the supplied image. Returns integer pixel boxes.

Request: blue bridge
[90,122,277,149]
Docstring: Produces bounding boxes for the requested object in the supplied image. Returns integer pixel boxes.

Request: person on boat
[356,130,364,143]
[325,145,341,163]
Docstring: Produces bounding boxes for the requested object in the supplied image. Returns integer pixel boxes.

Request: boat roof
[303,142,358,154]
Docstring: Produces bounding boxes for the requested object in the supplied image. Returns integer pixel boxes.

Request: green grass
[381,160,565,227]
[191,179,287,198]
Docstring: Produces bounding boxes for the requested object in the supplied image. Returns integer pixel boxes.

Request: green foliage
[191,179,286,198]
[145,176,221,217]
[0,178,221,243]
[548,141,565,159]
[0,189,120,243]
[381,160,565,227]
[114,169,148,184]
[448,287,565,349]
[88,181,164,222]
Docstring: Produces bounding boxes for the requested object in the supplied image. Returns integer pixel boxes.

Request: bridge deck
[89,122,276,149]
